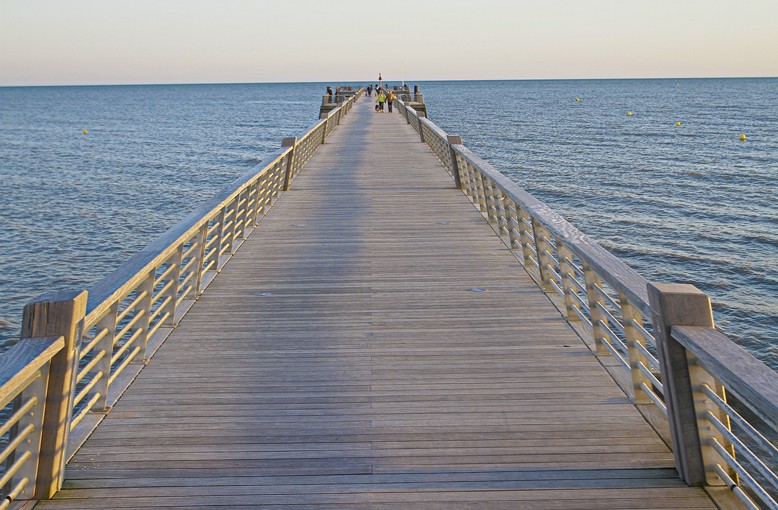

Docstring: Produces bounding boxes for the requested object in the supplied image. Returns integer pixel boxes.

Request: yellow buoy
[739,133,747,141]
[675,121,681,127]
[575,97,581,102]
[627,111,633,116]
[82,129,88,135]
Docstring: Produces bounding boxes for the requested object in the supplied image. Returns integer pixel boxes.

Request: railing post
[282,137,297,192]
[506,199,521,252]
[225,199,238,254]
[94,303,118,411]
[557,243,580,321]
[257,174,271,217]
[194,223,209,296]
[458,156,473,200]
[21,290,87,500]
[463,166,474,199]
[215,209,227,270]
[620,296,652,404]
[647,283,732,486]
[517,208,535,267]
[247,181,262,227]
[136,271,154,362]
[165,247,183,326]
[473,170,488,213]
[234,188,250,241]
[484,178,498,224]
[447,136,463,189]
[532,219,555,291]
[271,160,284,202]
[495,192,507,240]
[582,264,609,355]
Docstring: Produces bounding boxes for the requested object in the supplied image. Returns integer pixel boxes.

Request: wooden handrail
[453,142,652,316]
[672,325,778,427]
[0,337,64,406]
[85,145,291,320]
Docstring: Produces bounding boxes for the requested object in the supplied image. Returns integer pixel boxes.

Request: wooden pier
[2,90,776,509]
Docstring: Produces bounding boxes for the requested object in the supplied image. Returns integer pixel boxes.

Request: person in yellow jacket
[387,90,395,113]
[377,91,386,112]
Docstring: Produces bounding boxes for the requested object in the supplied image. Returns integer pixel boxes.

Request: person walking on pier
[387,90,395,113]
[376,90,386,112]
[367,85,372,97]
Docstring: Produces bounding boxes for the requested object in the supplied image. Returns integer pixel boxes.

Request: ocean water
[0,79,776,370]
[420,78,778,369]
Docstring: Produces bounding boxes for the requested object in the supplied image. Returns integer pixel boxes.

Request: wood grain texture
[34,98,715,509]
[0,337,63,406]
[672,325,778,428]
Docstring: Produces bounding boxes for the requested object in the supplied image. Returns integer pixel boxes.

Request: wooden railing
[0,89,363,505]
[397,97,778,509]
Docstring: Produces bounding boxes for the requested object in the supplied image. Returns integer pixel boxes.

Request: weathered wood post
[213,208,226,271]
[93,302,118,412]
[473,170,488,213]
[193,223,209,296]
[228,197,241,252]
[21,290,87,499]
[620,296,652,404]
[282,137,297,192]
[163,247,183,327]
[136,271,154,361]
[447,135,463,189]
[531,219,555,292]
[557,243,580,321]
[233,187,250,241]
[483,178,498,224]
[321,117,328,144]
[247,181,262,226]
[506,199,521,252]
[495,192,507,239]
[647,283,729,486]
[516,208,535,267]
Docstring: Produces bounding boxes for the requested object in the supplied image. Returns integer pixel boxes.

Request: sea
[0,79,776,370]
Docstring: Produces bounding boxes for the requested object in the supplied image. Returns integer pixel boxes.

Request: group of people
[366,84,394,113]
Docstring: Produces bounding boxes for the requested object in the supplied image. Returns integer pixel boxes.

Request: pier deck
[35,99,716,508]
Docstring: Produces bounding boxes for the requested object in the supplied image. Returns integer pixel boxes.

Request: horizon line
[2,75,777,89]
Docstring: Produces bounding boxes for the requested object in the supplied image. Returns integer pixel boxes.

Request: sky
[1,0,777,86]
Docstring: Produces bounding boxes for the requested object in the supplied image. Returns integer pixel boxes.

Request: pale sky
[1,0,776,86]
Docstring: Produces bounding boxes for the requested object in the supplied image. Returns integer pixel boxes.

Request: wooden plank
[38,96,717,508]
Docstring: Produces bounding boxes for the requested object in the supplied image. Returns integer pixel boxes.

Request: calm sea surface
[1,79,776,369]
